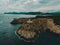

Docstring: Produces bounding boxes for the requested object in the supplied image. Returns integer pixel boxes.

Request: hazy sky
[0,0,60,13]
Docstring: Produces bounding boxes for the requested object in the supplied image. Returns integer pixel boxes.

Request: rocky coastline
[11,15,60,42]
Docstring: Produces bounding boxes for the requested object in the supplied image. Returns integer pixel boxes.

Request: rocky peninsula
[11,15,60,42]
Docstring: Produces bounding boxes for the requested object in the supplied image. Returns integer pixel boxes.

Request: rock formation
[11,16,60,42]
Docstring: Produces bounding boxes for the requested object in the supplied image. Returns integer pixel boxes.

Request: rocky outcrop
[11,16,60,42]
[11,18,31,24]
[47,19,60,34]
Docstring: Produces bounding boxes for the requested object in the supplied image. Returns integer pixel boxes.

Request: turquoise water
[0,14,60,45]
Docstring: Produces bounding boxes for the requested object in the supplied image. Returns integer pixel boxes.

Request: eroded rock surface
[11,16,60,42]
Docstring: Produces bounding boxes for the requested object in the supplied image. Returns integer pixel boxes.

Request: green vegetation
[4,12,60,15]
[4,12,42,15]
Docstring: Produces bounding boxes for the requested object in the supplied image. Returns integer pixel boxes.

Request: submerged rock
[11,15,60,42]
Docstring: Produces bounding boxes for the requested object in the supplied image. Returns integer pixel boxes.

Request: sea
[0,14,60,45]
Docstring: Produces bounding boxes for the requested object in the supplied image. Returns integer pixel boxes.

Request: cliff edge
[11,16,60,42]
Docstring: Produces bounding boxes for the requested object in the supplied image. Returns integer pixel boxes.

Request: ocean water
[0,14,60,45]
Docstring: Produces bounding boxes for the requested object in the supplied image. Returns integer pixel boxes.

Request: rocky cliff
[11,15,60,42]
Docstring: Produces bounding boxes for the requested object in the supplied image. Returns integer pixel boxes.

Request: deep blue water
[0,14,60,45]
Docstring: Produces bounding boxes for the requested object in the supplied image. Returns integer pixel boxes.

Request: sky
[0,0,60,13]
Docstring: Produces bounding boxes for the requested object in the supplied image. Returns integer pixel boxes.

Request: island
[4,12,60,15]
[11,15,60,42]
[4,12,42,15]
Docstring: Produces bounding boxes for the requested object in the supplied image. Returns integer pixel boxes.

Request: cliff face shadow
[11,15,60,45]
[33,29,60,45]
[18,29,60,45]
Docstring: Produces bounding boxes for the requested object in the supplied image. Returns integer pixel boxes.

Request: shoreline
[16,26,40,42]
[11,15,60,42]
